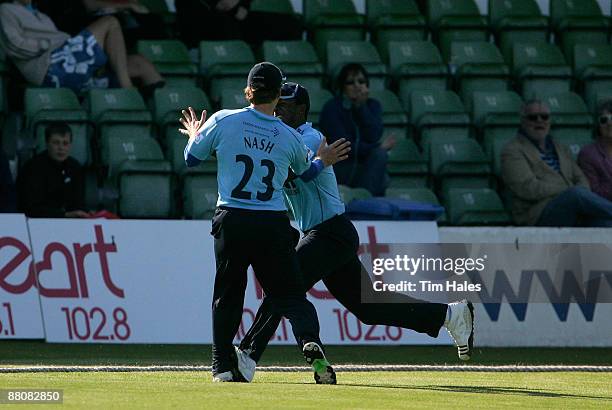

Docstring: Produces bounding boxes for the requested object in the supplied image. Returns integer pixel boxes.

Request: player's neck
[251,103,276,117]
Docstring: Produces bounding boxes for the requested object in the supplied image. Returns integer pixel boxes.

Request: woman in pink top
[578,100,612,202]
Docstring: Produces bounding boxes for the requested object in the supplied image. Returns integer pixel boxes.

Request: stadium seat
[449,41,510,102]
[366,0,426,57]
[470,91,522,163]
[550,0,609,57]
[426,0,488,60]
[308,88,334,126]
[492,133,514,176]
[430,139,491,198]
[337,185,372,204]
[220,89,248,110]
[151,87,211,143]
[386,41,448,99]
[102,133,173,218]
[446,188,510,225]
[139,0,175,28]
[84,89,153,151]
[183,174,218,219]
[303,0,366,58]
[326,41,387,90]
[388,175,428,189]
[168,134,216,175]
[572,44,612,111]
[199,40,255,103]
[369,89,408,128]
[537,92,594,157]
[117,161,174,218]
[386,137,427,176]
[261,41,324,90]
[407,90,471,153]
[25,88,91,166]
[385,186,446,223]
[511,43,572,98]
[488,0,548,61]
[136,40,197,88]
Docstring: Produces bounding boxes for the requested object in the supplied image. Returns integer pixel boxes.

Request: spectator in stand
[0,0,164,94]
[17,122,92,218]
[319,63,395,197]
[578,100,612,202]
[501,99,612,227]
[176,0,251,48]
[37,0,166,50]
[0,148,17,213]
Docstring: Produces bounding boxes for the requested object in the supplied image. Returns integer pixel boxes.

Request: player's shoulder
[276,120,305,147]
[209,108,249,125]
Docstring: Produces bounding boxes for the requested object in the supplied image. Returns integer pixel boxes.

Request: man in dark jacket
[17,122,92,218]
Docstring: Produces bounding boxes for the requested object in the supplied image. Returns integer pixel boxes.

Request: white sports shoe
[234,346,256,382]
[212,371,234,382]
[444,300,474,361]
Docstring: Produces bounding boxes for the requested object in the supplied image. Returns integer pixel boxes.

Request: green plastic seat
[488,0,549,60]
[117,160,174,218]
[183,174,218,219]
[85,88,153,151]
[449,41,510,102]
[427,0,488,60]
[550,0,609,57]
[25,88,91,165]
[407,90,471,151]
[199,40,255,101]
[388,175,428,189]
[430,138,490,177]
[387,41,448,97]
[511,43,572,97]
[309,88,334,126]
[470,90,522,166]
[304,0,366,58]
[251,0,295,14]
[136,40,197,87]
[151,87,211,141]
[386,136,427,175]
[492,132,515,176]
[326,41,387,90]
[447,188,510,225]
[104,133,164,177]
[537,91,594,157]
[369,89,408,127]
[261,40,323,88]
[572,44,612,111]
[440,176,491,199]
[337,185,372,204]
[167,134,217,175]
[220,89,248,110]
[386,186,446,222]
[366,0,426,57]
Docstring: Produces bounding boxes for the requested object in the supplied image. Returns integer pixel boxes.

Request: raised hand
[179,107,207,140]
[316,137,351,167]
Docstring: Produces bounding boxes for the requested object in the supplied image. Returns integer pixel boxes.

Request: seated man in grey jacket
[501,99,612,227]
[0,0,163,93]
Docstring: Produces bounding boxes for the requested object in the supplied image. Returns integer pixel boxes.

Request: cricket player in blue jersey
[233,83,475,382]
[180,63,350,384]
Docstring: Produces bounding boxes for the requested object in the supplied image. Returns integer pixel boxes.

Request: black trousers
[211,207,322,374]
[239,214,448,362]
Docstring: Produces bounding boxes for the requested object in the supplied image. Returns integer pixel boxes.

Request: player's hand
[317,137,351,167]
[179,107,207,140]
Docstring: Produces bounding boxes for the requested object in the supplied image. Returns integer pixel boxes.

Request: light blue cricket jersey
[285,123,346,231]
[185,107,311,211]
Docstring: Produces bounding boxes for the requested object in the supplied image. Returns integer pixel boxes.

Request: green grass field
[1,342,611,409]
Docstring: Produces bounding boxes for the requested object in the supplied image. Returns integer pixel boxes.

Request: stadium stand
[549,0,609,57]
[326,41,387,90]
[511,42,572,98]
[136,40,197,88]
[261,40,324,91]
[446,187,510,225]
[572,44,612,112]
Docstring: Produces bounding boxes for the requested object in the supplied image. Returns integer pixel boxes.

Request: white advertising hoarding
[0,214,45,339]
[28,219,214,343]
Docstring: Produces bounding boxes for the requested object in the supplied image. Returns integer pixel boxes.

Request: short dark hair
[244,86,280,105]
[597,99,612,116]
[44,122,72,143]
[335,63,369,94]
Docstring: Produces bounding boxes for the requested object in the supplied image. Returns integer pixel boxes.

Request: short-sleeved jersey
[185,107,311,211]
[284,123,346,231]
